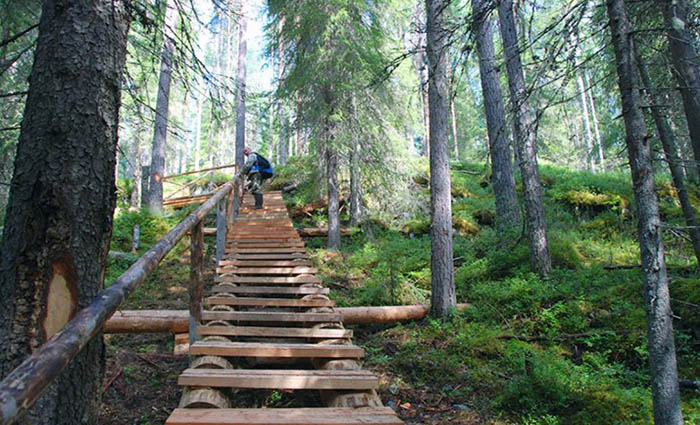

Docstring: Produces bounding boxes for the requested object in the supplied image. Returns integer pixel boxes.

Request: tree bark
[277,18,287,166]
[663,0,700,181]
[577,71,596,172]
[145,0,178,212]
[349,96,362,227]
[498,0,551,277]
[326,145,341,250]
[606,1,683,423]
[584,71,605,170]
[234,0,247,165]
[0,1,129,423]
[635,44,700,265]
[473,0,521,235]
[426,0,456,317]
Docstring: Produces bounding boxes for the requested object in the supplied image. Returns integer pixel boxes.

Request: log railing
[0,173,241,425]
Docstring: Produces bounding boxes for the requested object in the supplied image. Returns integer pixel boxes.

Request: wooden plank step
[189,341,364,358]
[226,238,302,244]
[218,260,313,267]
[217,266,318,275]
[201,310,340,323]
[166,407,402,425]
[214,275,322,284]
[178,369,377,390]
[226,242,305,248]
[211,285,329,295]
[197,325,352,339]
[205,296,334,308]
[223,239,300,244]
[225,247,307,254]
[223,253,309,260]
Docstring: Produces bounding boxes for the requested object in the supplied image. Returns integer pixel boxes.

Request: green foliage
[110,208,186,253]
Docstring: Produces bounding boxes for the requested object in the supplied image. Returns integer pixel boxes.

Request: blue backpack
[252,152,274,179]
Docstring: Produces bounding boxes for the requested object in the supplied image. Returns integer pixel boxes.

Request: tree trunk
[349,99,362,227]
[145,1,178,212]
[194,92,203,171]
[577,71,596,172]
[606,1,683,423]
[636,44,700,264]
[296,91,304,155]
[234,0,247,167]
[411,0,429,157]
[0,1,129,423]
[498,0,551,277]
[130,149,142,209]
[277,18,287,166]
[326,145,341,250]
[585,71,605,170]
[663,0,700,181]
[426,0,455,317]
[268,95,274,159]
[473,0,521,235]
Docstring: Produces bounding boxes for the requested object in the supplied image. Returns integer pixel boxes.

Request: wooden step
[217,266,318,275]
[212,285,329,295]
[166,407,402,425]
[197,325,352,339]
[219,260,313,267]
[226,242,305,248]
[201,310,340,323]
[189,341,364,358]
[214,275,322,285]
[224,253,309,260]
[178,369,378,390]
[205,296,335,308]
[226,244,305,251]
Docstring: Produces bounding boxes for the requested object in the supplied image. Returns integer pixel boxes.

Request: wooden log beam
[102,304,471,333]
[162,163,238,181]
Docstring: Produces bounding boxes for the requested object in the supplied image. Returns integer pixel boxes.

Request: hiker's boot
[253,193,264,209]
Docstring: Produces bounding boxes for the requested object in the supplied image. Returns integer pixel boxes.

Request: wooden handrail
[0,173,241,425]
[162,163,239,181]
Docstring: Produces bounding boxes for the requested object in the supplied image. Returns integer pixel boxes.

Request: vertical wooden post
[226,189,235,234]
[216,197,226,264]
[189,220,204,347]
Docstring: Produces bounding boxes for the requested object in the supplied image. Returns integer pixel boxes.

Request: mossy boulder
[401,219,430,236]
[453,216,480,237]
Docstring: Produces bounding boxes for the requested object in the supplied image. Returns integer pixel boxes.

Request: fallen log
[103,304,472,333]
[298,227,354,237]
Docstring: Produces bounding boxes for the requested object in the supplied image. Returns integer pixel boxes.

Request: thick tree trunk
[326,145,341,250]
[473,0,521,235]
[606,1,683,423]
[636,45,700,265]
[663,0,700,181]
[426,0,456,317]
[0,1,129,423]
[145,1,177,212]
[498,0,551,277]
[577,72,596,172]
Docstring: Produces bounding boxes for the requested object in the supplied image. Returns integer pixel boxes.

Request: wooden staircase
[166,191,403,425]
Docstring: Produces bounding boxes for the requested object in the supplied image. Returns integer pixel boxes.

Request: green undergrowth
[293,159,699,423]
[106,205,219,309]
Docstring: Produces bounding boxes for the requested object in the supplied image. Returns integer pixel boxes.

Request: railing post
[216,197,226,264]
[189,219,204,348]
